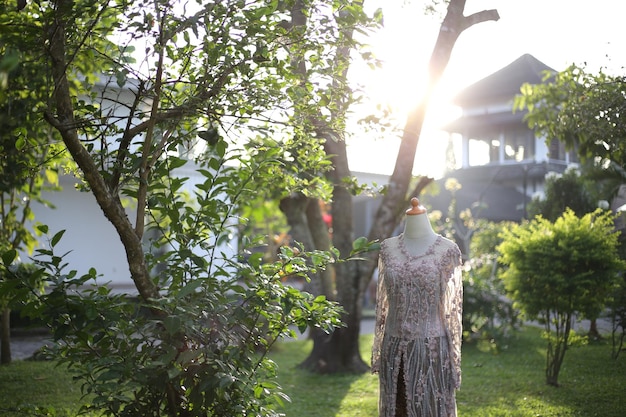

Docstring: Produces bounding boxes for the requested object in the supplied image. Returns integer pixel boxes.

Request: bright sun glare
[346,2,461,179]
[348,0,626,179]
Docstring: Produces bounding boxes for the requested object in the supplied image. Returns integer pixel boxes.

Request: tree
[527,163,609,338]
[517,64,626,219]
[497,209,623,386]
[517,64,626,341]
[527,165,597,222]
[273,0,381,374]
[516,64,626,177]
[3,0,368,414]
[278,0,500,374]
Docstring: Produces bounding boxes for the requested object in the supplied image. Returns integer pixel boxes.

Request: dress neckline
[398,233,441,260]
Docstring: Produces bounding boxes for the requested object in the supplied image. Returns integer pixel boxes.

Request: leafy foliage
[32,237,344,416]
[0,262,43,315]
[19,136,359,415]
[462,221,520,347]
[516,62,626,359]
[527,165,597,222]
[21,126,358,415]
[516,65,626,167]
[497,209,624,385]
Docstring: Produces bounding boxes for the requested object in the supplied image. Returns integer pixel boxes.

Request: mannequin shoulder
[437,236,462,255]
[380,236,401,256]
[381,235,400,248]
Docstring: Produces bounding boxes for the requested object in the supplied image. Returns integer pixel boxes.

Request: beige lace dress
[371,234,463,417]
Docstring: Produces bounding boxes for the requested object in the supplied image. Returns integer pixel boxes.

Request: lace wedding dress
[371,234,463,417]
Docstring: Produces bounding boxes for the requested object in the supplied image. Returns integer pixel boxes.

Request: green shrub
[462,222,520,347]
[498,209,624,385]
[32,239,343,416]
[16,141,348,416]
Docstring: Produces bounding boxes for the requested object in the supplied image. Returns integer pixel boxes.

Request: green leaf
[15,137,25,150]
[115,70,127,87]
[177,280,202,298]
[51,230,66,248]
[0,49,20,72]
[168,156,187,170]
[313,295,327,303]
[167,366,182,380]
[352,236,368,251]
[1,249,17,266]
[44,168,59,186]
[163,316,182,335]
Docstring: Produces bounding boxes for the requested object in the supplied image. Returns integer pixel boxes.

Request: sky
[346,0,626,178]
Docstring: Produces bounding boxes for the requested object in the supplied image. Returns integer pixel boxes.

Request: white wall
[22,175,136,292]
[22,164,239,294]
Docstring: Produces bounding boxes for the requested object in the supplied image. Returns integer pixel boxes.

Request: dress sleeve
[371,252,388,374]
[445,246,463,389]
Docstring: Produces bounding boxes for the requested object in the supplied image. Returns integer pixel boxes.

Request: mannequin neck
[403,213,436,239]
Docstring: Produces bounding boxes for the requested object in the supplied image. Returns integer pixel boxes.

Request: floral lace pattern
[371,234,463,417]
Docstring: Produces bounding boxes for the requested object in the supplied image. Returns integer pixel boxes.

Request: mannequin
[402,197,438,256]
[372,198,463,417]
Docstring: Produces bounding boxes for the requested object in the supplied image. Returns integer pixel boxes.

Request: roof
[453,54,555,106]
[444,111,526,134]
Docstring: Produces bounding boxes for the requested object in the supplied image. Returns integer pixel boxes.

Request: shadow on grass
[457,326,626,417]
[3,327,622,416]
[271,338,378,417]
[545,335,626,417]
[274,327,626,417]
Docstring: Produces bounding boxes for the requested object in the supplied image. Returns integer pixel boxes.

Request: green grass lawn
[273,327,625,417]
[0,359,87,416]
[1,326,624,416]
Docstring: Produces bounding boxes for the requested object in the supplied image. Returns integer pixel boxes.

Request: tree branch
[109,80,146,192]
[135,4,167,240]
[460,9,500,32]
[45,0,159,301]
[369,0,500,244]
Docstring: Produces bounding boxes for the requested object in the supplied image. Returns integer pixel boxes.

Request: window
[468,131,501,166]
[468,137,493,166]
[504,128,533,162]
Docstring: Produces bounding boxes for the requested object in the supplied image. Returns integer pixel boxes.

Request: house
[19,76,237,295]
[422,54,578,222]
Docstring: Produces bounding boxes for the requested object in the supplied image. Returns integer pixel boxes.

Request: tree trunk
[297,133,370,373]
[588,318,601,340]
[1,308,11,365]
[280,0,369,373]
[279,194,347,372]
[44,0,159,302]
[285,0,499,374]
[305,200,335,297]
[367,0,499,247]
[279,194,326,302]
[355,2,499,372]
[364,1,500,274]
[546,312,572,386]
